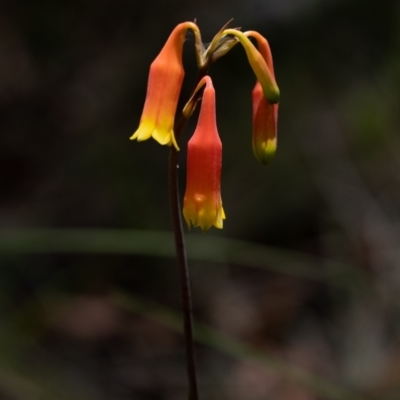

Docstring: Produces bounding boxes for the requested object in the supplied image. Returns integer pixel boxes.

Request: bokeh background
[1,0,400,399]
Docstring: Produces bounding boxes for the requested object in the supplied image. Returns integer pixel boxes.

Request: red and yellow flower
[183,76,225,231]
[130,22,199,150]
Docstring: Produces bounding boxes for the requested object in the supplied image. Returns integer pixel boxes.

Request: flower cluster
[130,21,280,231]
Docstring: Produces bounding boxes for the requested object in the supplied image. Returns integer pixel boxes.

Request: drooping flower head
[130,21,281,232]
[183,76,225,231]
[130,22,200,150]
[246,31,279,165]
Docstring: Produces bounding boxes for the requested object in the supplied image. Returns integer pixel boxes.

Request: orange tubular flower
[246,31,279,165]
[130,22,199,150]
[183,76,225,231]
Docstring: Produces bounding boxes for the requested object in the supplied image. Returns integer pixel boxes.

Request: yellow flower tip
[253,138,277,165]
[198,207,221,232]
[151,128,169,145]
[170,131,179,150]
[221,205,226,220]
[152,128,180,150]
[130,122,153,142]
[198,208,212,232]
[214,204,226,229]
[130,120,179,150]
[183,194,225,232]
[183,208,192,230]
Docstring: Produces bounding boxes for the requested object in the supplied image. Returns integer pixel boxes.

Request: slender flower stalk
[169,133,199,399]
[168,68,209,400]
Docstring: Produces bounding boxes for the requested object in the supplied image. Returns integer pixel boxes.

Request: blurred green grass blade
[0,228,174,256]
[115,292,370,400]
[0,228,362,286]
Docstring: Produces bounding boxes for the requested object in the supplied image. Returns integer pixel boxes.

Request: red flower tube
[183,76,225,231]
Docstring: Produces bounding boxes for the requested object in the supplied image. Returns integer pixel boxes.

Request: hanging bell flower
[183,76,225,231]
[130,22,200,150]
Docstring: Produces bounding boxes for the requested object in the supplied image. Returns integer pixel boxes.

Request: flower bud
[246,31,279,165]
[252,83,278,164]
